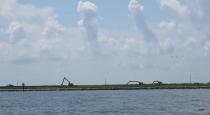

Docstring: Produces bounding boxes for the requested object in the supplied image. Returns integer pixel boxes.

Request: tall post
[190,73,192,84]
[22,82,25,91]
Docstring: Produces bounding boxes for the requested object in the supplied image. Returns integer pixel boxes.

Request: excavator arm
[61,77,74,86]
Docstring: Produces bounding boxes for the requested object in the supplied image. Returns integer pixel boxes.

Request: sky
[0,0,210,85]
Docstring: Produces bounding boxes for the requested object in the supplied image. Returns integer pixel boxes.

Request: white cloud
[0,0,16,16]
[160,0,188,16]
[128,0,157,43]
[128,0,144,14]
[158,20,176,30]
[7,21,25,43]
[77,1,99,54]
[0,0,54,18]
[77,1,97,13]
[0,0,85,63]
[42,16,65,37]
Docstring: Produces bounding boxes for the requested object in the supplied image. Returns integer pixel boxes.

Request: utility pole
[105,78,107,86]
[22,82,25,91]
[16,80,18,86]
[190,72,192,84]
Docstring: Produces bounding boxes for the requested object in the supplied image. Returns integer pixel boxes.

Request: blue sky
[18,0,162,30]
[0,0,210,85]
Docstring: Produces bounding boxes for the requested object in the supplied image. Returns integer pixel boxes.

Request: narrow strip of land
[1,83,210,91]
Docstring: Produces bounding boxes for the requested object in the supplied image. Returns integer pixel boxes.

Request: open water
[0,89,210,115]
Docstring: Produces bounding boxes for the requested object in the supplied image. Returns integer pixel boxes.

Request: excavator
[61,77,74,86]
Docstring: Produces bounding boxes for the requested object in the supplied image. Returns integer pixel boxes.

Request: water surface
[0,89,210,115]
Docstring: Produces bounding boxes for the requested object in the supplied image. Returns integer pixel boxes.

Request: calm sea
[0,89,210,115]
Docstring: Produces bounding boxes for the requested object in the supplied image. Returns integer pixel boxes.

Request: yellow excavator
[61,77,74,86]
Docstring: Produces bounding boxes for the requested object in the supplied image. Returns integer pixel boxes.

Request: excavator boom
[61,77,74,86]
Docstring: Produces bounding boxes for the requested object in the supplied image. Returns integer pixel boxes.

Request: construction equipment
[6,84,14,87]
[127,81,143,85]
[153,81,162,85]
[61,77,74,86]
